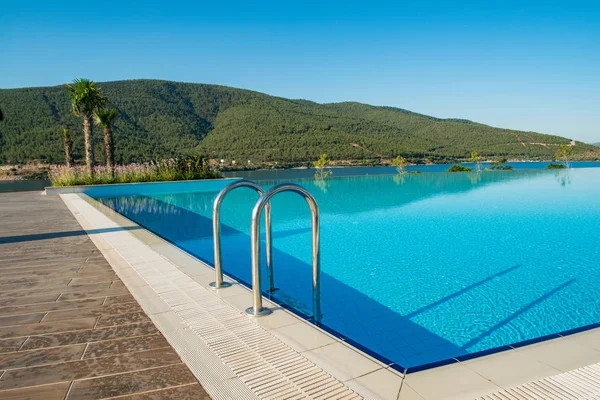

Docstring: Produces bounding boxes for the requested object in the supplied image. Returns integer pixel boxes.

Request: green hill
[0,79,597,165]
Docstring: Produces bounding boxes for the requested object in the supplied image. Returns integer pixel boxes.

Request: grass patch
[49,156,222,186]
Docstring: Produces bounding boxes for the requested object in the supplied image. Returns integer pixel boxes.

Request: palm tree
[62,128,74,167]
[94,108,118,168]
[65,79,106,172]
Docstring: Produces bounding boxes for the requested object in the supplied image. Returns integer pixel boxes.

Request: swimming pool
[90,168,600,371]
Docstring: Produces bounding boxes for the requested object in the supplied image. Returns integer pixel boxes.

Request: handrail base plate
[245,307,272,317]
[209,281,232,290]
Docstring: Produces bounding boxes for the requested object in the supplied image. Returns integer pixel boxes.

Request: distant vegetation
[448,164,473,172]
[0,79,598,166]
[546,163,566,170]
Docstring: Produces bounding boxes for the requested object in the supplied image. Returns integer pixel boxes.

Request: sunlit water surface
[94,169,600,369]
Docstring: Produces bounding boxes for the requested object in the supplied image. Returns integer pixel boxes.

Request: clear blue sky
[2,0,599,142]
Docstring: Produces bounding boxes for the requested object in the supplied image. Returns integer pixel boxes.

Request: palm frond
[65,78,107,116]
[94,108,118,127]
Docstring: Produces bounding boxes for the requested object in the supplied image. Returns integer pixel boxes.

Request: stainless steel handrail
[210,179,273,290]
[245,183,321,324]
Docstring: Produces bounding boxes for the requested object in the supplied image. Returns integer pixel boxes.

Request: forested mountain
[0,79,597,165]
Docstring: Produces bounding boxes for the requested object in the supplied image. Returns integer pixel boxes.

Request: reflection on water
[0,179,50,193]
[555,169,572,187]
[224,161,600,181]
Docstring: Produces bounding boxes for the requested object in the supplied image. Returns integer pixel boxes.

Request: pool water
[93,169,600,370]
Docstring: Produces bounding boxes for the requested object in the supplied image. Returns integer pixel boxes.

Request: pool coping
[59,191,600,399]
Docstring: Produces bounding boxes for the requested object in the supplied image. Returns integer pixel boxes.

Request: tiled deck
[0,192,210,399]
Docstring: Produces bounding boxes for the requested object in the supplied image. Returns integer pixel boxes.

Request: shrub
[49,156,222,186]
[546,163,566,170]
[448,164,473,172]
[314,154,332,179]
[490,157,513,170]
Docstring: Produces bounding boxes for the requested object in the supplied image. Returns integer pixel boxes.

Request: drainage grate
[480,363,600,400]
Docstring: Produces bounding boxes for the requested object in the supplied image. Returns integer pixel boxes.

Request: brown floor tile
[43,302,143,323]
[21,322,160,350]
[83,334,170,359]
[110,280,126,289]
[0,348,183,390]
[0,298,105,318]
[67,282,113,290]
[104,294,137,305]
[0,266,80,277]
[0,317,97,339]
[0,276,66,285]
[57,287,129,301]
[0,284,127,300]
[68,275,118,286]
[0,312,46,327]
[0,382,70,400]
[66,364,197,400]
[76,268,118,277]
[0,343,86,370]
[0,338,26,354]
[112,383,211,400]
[0,279,72,294]
[96,312,151,328]
[0,294,61,308]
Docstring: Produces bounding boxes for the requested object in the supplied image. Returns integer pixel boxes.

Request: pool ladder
[210,179,322,324]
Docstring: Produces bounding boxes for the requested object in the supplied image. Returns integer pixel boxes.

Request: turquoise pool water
[92,169,600,371]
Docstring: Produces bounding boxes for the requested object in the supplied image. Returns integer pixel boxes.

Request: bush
[448,164,473,172]
[546,163,566,170]
[49,156,222,186]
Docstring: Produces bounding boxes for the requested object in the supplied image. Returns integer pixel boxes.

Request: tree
[62,128,74,167]
[0,108,3,121]
[555,144,573,168]
[489,157,513,170]
[65,79,106,172]
[392,156,408,174]
[468,151,483,172]
[94,108,118,168]
[314,154,332,179]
